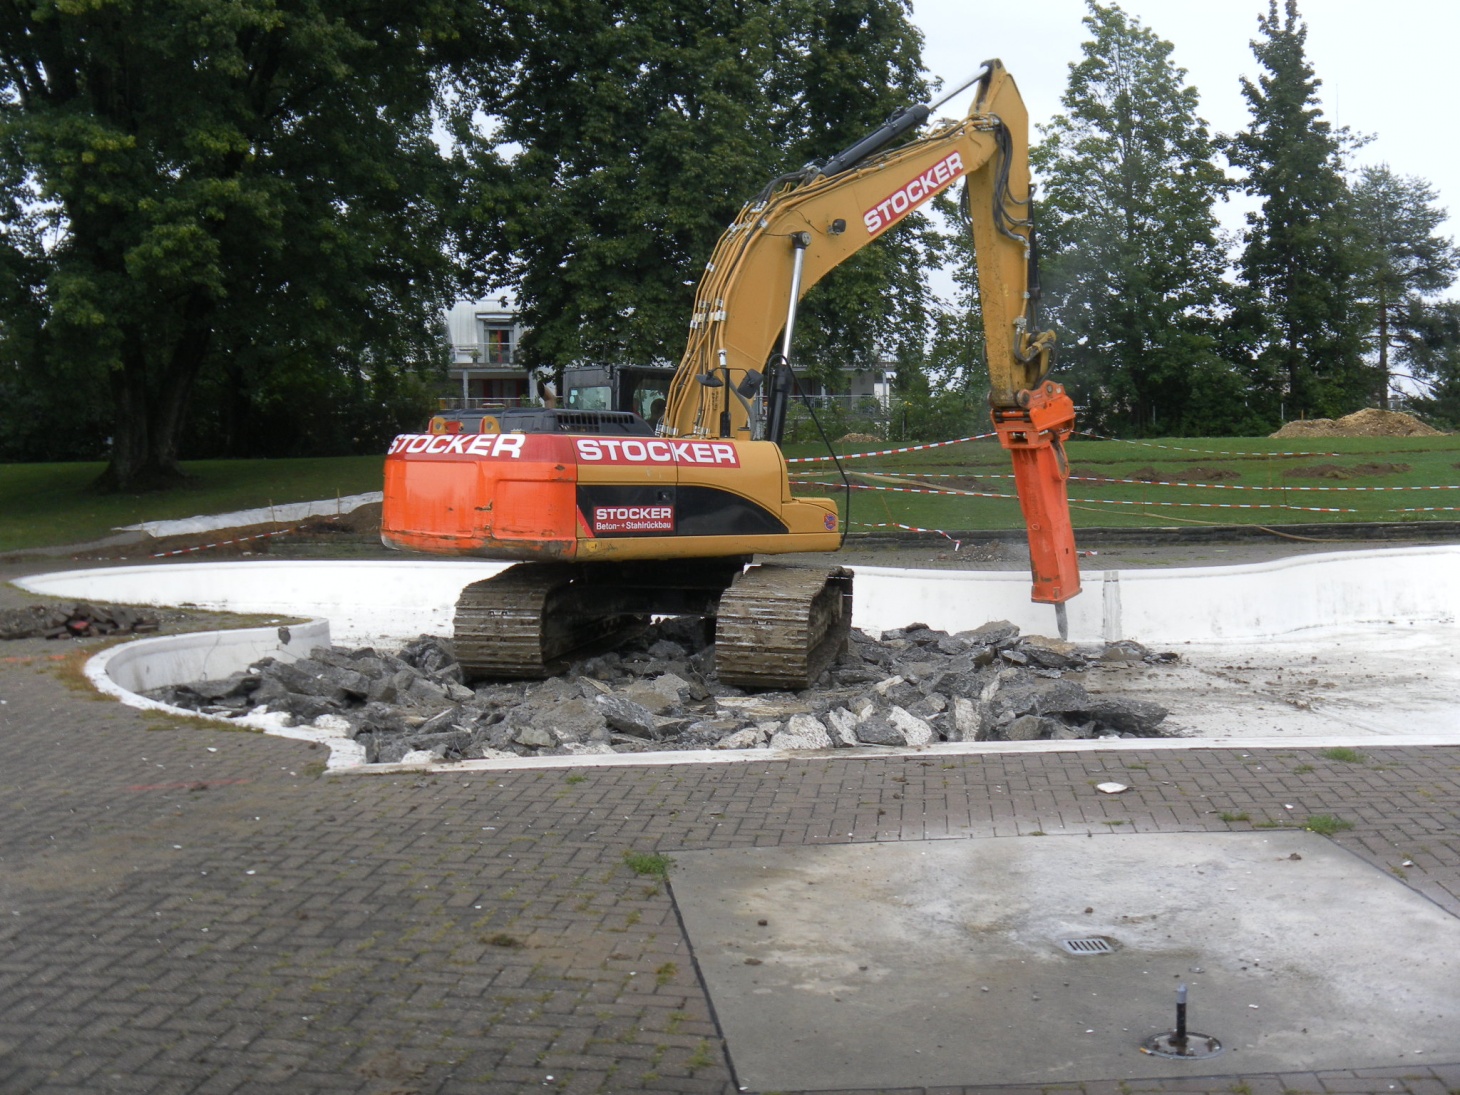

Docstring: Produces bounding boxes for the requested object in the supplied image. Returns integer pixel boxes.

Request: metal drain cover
[1140,1031,1224,1060]
[1059,936,1116,955]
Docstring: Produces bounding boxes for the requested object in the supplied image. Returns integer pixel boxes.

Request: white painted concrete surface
[96,618,330,695]
[14,545,1460,770]
[20,559,510,647]
[854,544,1460,643]
[22,545,1460,644]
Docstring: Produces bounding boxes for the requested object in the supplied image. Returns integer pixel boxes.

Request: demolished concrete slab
[145,619,1175,764]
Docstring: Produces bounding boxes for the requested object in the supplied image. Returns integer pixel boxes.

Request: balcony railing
[453,346,516,366]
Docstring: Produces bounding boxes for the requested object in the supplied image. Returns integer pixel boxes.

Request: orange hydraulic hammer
[991,380,1082,609]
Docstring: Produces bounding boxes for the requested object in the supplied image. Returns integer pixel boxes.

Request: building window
[482,323,514,364]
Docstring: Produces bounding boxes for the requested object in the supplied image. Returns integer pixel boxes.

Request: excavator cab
[562,363,674,424]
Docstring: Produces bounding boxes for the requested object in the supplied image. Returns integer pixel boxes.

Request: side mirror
[737,370,764,398]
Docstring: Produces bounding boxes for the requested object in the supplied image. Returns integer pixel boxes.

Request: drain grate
[1060,936,1116,956]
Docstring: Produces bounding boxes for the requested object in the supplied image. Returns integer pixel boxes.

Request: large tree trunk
[92,296,213,493]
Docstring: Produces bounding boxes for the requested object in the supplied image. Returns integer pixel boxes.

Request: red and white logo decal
[387,433,527,458]
[593,505,675,534]
[574,438,740,467]
[863,151,965,236]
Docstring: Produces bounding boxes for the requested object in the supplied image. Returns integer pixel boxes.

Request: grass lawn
[783,431,1460,534]
[6,432,1460,554]
[0,456,385,553]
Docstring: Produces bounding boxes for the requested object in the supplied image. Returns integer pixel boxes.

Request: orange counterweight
[991,381,1081,605]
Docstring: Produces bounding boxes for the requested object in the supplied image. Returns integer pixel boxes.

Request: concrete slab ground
[670,832,1460,1091]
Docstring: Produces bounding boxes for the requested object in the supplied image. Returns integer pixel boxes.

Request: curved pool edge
[84,618,367,770]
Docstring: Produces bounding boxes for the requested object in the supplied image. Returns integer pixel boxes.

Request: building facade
[444,294,532,407]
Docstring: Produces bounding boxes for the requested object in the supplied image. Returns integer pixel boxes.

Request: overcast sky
[909,0,1460,250]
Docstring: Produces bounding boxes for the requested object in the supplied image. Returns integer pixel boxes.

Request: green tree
[1351,165,1459,408]
[1230,0,1367,422]
[1032,1,1242,436]
[1396,299,1460,427]
[0,0,501,488]
[470,0,933,392]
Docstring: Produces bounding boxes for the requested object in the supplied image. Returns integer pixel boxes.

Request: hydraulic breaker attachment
[992,380,1081,608]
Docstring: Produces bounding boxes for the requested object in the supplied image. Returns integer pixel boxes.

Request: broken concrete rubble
[1,602,159,640]
[144,619,1176,764]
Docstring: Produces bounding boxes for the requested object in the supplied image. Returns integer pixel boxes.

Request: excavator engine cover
[381,431,842,563]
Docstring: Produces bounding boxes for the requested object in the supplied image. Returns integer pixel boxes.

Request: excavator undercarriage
[452,559,852,691]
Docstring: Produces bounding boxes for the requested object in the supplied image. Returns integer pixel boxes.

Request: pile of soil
[1271,408,1443,438]
[1283,462,1411,481]
[1182,465,1242,481]
[838,432,883,445]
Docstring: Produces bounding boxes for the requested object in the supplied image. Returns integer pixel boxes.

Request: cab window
[567,385,611,410]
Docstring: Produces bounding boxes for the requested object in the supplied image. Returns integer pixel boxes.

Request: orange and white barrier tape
[150,528,295,558]
[1069,496,1354,514]
[786,433,995,463]
[1074,431,1341,458]
[790,479,1008,499]
[851,521,961,547]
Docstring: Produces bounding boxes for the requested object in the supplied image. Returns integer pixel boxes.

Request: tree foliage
[1229,0,1367,422]
[1032,1,1243,436]
[1350,165,1459,408]
[470,0,932,392]
[1402,300,1460,427]
[0,0,502,488]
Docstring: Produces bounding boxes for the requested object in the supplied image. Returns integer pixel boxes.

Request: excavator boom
[661,59,1079,610]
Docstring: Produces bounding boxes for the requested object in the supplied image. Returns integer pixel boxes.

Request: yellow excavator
[381,60,1080,689]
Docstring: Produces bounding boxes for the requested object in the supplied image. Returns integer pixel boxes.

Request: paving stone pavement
[2,625,1459,1094]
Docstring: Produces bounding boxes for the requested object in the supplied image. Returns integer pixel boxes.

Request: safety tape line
[1054,473,1455,494]
[802,467,1459,495]
[150,528,295,558]
[1069,496,1355,514]
[790,479,1009,499]
[796,478,1350,512]
[1388,506,1460,513]
[851,521,962,547]
[1074,431,1341,458]
[785,433,996,463]
[800,475,1354,513]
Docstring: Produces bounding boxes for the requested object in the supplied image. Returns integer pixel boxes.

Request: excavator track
[453,564,649,679]
[714,565,853,691]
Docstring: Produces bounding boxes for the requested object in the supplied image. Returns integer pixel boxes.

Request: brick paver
[2,609,1458,1094]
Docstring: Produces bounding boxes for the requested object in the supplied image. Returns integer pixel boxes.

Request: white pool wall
[21,545,1460,647]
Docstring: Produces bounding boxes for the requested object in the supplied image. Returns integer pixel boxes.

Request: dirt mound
[838,432,883,445]
[297,502,382,537]
[1283,462,1411,480]
[1182,465,1242,481]
[1271,408,1443,438]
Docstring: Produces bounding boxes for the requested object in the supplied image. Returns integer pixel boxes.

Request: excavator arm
[663,59,1081,615]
